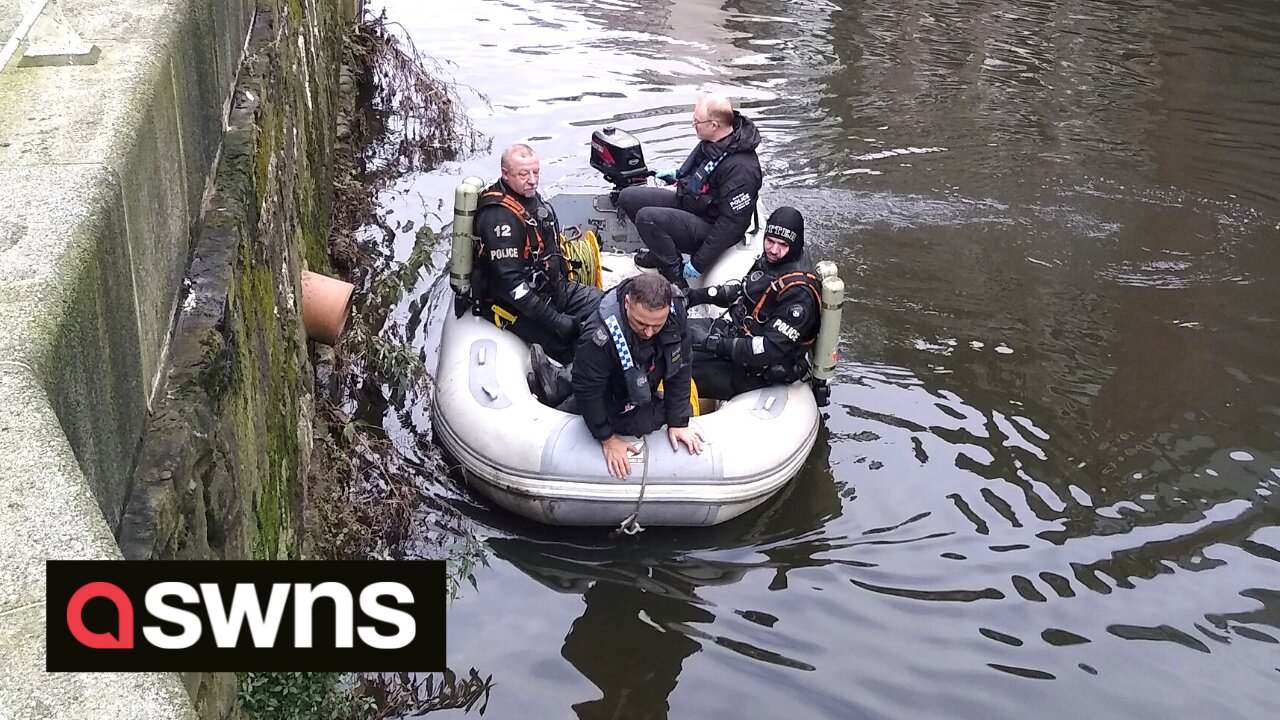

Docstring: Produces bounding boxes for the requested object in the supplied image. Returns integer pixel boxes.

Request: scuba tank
[810,260,844,407]
[450,176,486,317]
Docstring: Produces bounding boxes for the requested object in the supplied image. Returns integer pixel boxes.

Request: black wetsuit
[687,252,821,400]
[472,180,601,361]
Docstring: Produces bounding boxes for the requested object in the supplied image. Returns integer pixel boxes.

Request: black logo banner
[46,561,446,672]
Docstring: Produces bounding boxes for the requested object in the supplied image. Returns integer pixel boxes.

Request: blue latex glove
[682,258,702,279]
[654,168,677,185]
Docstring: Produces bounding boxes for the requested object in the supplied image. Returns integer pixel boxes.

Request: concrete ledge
[0,0,258,523]
[0,603,195,720]
[0,1,258,718]
[0,365,121,612]
[0,367,194,719]
[0,2,253,408]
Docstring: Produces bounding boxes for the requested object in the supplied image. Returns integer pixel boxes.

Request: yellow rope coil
[561,226,603,289]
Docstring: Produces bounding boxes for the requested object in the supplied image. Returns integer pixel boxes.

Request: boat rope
[560,225,603,289]
[615,445,651,536]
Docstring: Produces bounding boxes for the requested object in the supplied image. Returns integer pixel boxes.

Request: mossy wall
[115,0,354,717]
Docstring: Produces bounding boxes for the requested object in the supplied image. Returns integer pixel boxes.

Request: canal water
[369,0,1280,717]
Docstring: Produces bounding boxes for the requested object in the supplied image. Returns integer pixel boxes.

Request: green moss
[253,101,283,209]
[287,0,305,33]
[226,243,302,561]
[197,0,351,563]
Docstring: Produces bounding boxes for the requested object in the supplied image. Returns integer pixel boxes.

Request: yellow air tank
[450,176,487,308]
[811,261,844,404]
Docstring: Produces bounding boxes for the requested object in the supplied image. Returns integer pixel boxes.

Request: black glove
[688,282,743,308]
[550,313,579,344]
[762,364,789,383]
[686,287,712,307]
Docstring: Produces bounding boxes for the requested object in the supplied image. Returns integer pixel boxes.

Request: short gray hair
[500,143,536,170]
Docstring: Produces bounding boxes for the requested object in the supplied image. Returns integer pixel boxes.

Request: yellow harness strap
[491,304,517,329]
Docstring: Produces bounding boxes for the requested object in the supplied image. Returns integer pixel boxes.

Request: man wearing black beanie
[685,206,823,400]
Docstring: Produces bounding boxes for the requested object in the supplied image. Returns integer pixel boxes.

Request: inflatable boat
[432,130,843,529]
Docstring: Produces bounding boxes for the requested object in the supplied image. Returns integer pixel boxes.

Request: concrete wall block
[0,165,148,531]
[1,0,344,717]
[167,1,226,221]
[118,73,195,408]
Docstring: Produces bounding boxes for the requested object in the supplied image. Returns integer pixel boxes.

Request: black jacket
[689,253,821,373]
[674,112,763,273]
[472,180,570,328]
[572,280,692,441]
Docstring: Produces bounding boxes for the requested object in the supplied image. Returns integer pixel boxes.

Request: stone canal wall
[0,0,356,718]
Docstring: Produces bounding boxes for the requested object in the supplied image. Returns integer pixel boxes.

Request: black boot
[528,344,573,407]
[659,264,689,292]
[634,249,660,269]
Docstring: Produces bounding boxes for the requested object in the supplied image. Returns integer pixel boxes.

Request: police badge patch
[593,328,609,346]
[789,304,804,319]
[771,319,800,341]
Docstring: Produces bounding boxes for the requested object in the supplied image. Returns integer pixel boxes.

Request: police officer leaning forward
[617,93,763,289]
[561,273,704,479]
[472,143,602,362]
[686,206,822,401]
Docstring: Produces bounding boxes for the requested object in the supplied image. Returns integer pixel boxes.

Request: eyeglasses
[691,118,715,128]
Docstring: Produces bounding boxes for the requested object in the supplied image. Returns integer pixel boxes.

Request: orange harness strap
[747,271,821,344]
[479,190,546,259]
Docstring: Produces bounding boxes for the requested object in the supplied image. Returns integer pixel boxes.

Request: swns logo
[47,561,445,671]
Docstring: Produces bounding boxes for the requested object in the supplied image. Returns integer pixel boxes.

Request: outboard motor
[590,126,649,191]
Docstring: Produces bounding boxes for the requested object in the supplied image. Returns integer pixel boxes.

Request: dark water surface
[371,0,1280,717]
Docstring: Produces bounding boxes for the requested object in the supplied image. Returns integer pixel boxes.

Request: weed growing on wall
[293,6,495,718]
[239,672,358,720]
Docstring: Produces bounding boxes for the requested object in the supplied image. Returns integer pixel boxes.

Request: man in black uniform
[538,273,704,479]
[686,207,822,400]
[617,94,763,288]
[471,143,601,362]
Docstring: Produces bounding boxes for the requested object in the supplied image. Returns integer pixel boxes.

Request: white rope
[614,443,650,536]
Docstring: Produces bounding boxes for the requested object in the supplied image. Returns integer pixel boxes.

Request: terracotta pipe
[300,270,355,345]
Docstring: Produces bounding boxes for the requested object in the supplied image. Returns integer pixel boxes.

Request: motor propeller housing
[590,126,650,190]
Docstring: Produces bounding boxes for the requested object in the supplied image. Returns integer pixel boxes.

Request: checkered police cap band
[604,315,634,370]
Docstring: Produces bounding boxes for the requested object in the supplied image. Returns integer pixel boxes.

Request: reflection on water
[371,0,1280,717]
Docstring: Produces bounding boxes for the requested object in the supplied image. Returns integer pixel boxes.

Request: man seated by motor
[686,207,822,400]
[617,93,763,289]
[529,273,704,479]
[472,142,602,362]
